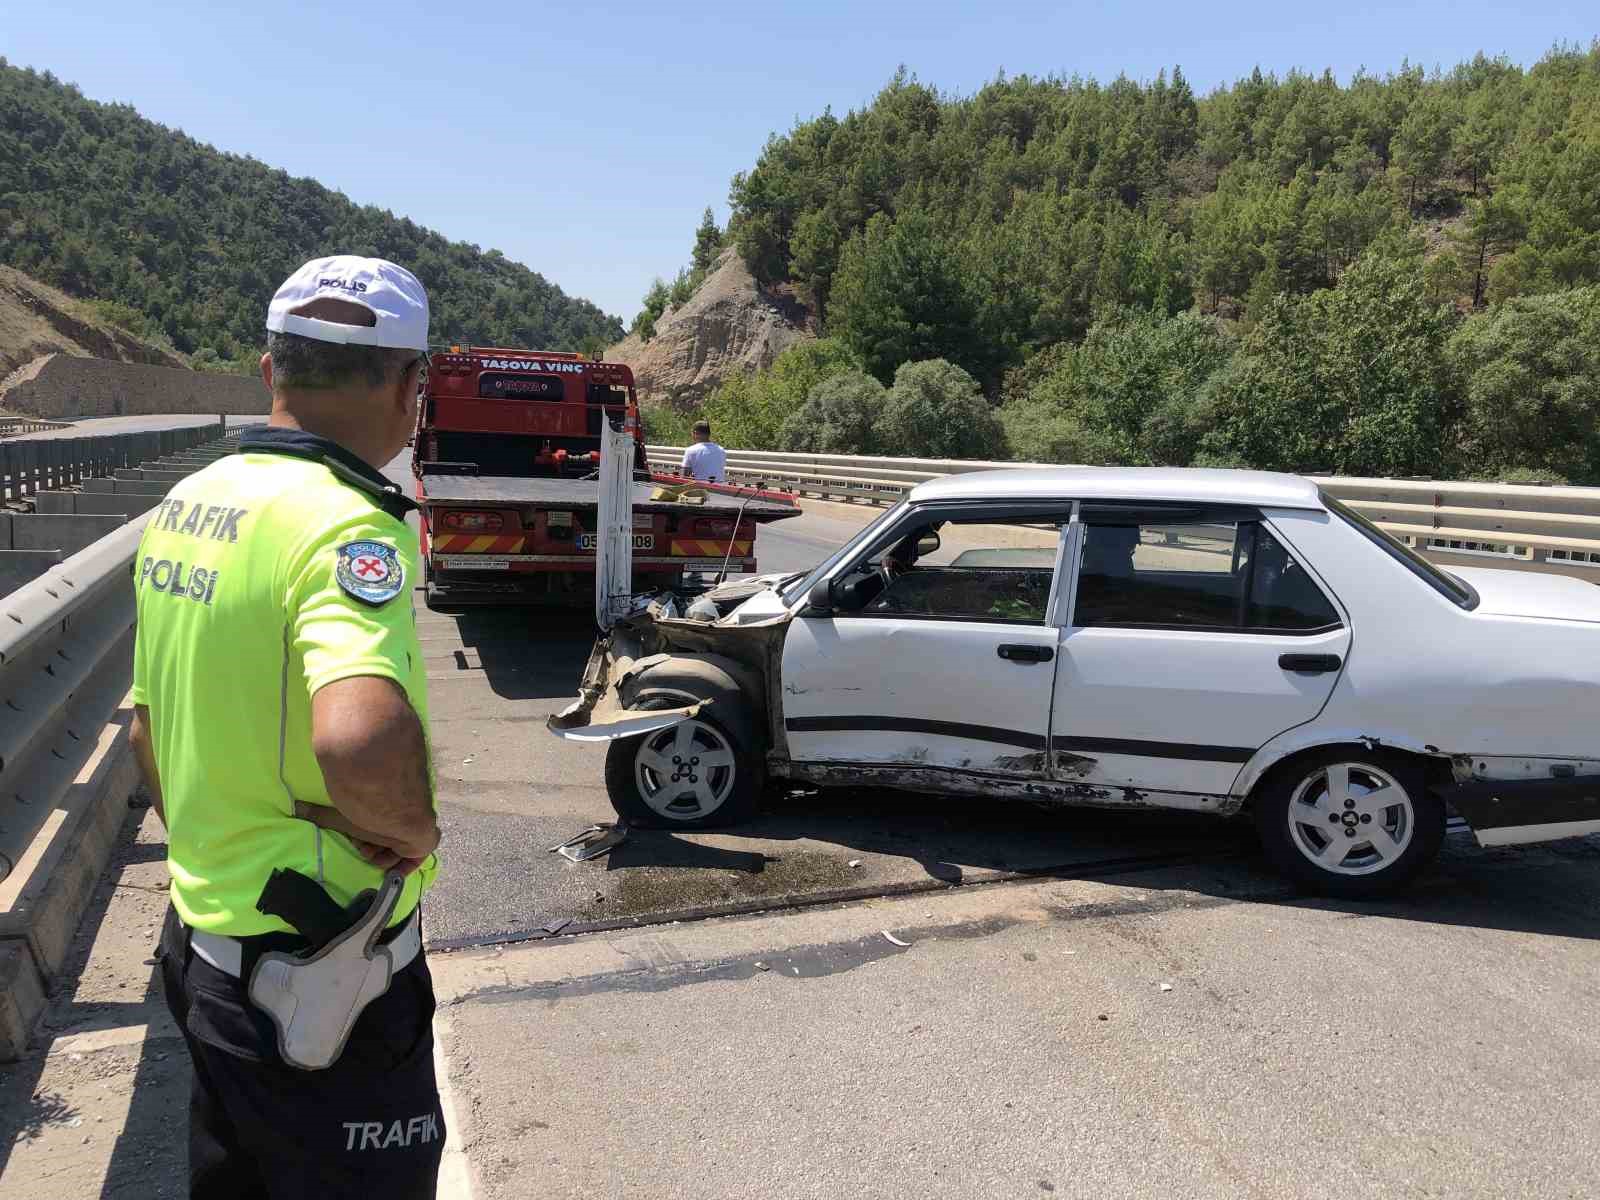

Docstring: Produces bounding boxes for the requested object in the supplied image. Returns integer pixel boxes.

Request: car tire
[1253,748,1444,897]
[603,692,764,829]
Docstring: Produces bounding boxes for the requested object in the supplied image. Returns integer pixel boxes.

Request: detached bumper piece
[1446,774,1600,847]
[548,822,630,863]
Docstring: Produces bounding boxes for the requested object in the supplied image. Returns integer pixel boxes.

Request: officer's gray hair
[267,331,416,392]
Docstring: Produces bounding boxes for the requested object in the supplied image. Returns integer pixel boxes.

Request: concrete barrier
[0,942,47,1061]
[31,492,75,514]
[63,493,161,518]
[81,479,169,496]
[7,513,128,553]
[33,492,159,518]
[0,701,139,986]
[0,550,64,593]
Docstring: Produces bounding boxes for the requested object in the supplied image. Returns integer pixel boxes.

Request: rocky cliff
[607,247,814,405]
[0,266,187,390]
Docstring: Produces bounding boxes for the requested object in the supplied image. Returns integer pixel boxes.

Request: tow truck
[412,346,799,609]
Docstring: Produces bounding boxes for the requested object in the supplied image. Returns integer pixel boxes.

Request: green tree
[631,278,671,341]
[999,309,1235,466]
[1448,286,1600,482]
[780,370,887,454]
[1450,191,1524,306]
[877,359,1007,459]
[1392,88,1459,212]
[829,210,1002,385]
[1202,253,1458,475]
[691,207,723,274]
[698,337,862,450]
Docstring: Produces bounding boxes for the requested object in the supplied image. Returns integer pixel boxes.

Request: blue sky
[4,2,1594,323]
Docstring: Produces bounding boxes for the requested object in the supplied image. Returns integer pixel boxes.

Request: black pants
[159,905,445,1199]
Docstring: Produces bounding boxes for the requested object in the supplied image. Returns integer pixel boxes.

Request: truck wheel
[1253,748,1444,897]
[604,693,763,829]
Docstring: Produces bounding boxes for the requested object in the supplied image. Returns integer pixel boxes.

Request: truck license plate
[578,534,654,551]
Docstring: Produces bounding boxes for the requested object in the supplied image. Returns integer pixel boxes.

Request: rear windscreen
[478,372,566,400]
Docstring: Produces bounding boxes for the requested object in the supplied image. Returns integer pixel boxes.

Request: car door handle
[1279,653,1342,674]
[998,644,1054,664]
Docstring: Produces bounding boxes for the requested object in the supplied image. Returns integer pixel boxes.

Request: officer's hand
[351,837,429,877]
[295,801,433,874]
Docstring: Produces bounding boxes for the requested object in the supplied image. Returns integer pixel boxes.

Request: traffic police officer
[130,255,444,1198]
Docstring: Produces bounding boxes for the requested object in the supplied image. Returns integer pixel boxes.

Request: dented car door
[781,506,1070,779]
[1051,507,1351,807]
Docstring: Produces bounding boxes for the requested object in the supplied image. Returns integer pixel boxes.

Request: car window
[860,518,1064,624]
[1074,518,1340,633]
[1248,525,1342,631]
[781,500,907,605]
[1129,522,1238,573]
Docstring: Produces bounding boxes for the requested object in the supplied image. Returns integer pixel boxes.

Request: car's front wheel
[603,694,763,829]
[1254,749,1444,896]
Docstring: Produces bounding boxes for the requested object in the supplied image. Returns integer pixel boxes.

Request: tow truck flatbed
[419,472,801,522]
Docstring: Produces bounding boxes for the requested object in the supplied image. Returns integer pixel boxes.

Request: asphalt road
[433,839,1600,1199]
[8,414,266,440]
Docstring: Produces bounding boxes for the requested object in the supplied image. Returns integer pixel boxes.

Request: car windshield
[1321,492,1478,610]
[780,500,909,605]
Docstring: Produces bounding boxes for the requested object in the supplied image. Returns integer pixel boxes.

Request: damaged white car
[550,466,1600,895]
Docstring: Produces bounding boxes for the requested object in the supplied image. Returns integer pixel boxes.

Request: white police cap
[266,255,429,352]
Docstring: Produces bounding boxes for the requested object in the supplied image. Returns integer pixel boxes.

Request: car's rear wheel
[1254,749,1444,896]
[603,693,762,829]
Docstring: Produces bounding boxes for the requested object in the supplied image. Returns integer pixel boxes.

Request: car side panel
[781,614,1058,776]
[1247,511,1600,847]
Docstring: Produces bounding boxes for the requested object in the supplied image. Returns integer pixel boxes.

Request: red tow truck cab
[412,346,795,608]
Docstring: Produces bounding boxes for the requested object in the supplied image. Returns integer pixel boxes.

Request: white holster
[247,870,405,1071]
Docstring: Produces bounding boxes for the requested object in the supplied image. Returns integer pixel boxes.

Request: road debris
[754,961,770,972]
[882,931,911,948]
[847,859,862,868]
[548,822,630,863]
[540,917,573,936]
[1159,982,1174,992]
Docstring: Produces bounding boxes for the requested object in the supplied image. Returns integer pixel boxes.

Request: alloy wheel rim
[634,720,737,820]
[1286,761,1414,876]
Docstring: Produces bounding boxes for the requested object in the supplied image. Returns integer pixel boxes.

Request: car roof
[908,466,1326,510]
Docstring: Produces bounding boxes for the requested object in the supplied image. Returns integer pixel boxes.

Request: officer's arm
[129,704,165,827]
[310,676,439,862]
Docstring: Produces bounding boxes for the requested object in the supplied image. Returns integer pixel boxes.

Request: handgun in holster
[247,866,406,1071]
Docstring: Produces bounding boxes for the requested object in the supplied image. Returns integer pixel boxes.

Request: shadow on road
[588,785,1600,947]
[441,607,596,702]
[0,810,187,1197]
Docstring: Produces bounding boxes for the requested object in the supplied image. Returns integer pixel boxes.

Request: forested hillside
[0,60,622,368]
[646,44,1600,484]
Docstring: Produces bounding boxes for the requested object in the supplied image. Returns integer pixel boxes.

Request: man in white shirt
[680,421,727,483]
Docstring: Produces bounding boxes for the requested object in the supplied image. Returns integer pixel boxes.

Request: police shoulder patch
[335,540,405,606]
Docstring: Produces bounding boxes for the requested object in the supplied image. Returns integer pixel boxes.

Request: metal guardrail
[2,420,227,503]
[647,446,1600,580]
[0,417,73,439]
[0,424,239,1054]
